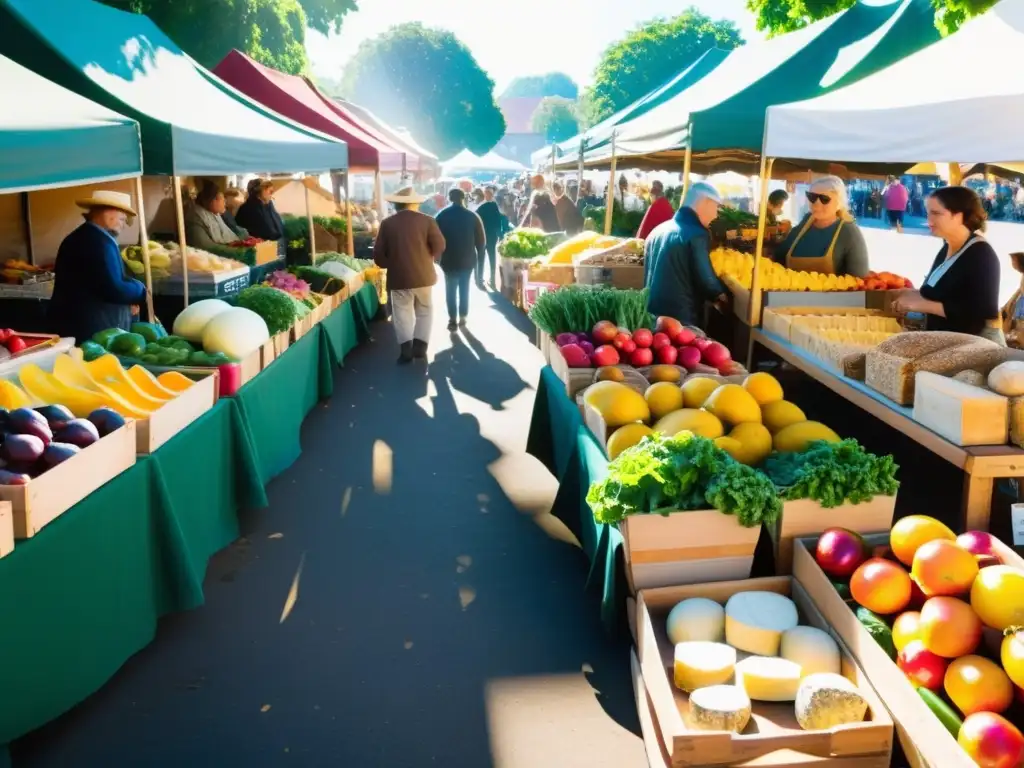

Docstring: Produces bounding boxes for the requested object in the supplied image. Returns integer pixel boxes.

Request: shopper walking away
[644,181,727,328]
[552,181,584,235]
[475,186,502,289]
[435,188,485,331]
[373,186,445,364]
[637,180,675,239]
[883,176,909,233]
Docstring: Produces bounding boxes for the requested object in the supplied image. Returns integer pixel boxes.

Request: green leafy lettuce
[763,439,899,508]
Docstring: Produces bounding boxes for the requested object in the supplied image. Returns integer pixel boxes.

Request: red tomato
[6,336,27,354]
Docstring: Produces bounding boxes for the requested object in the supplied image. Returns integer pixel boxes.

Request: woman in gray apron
[891,186,1004,344]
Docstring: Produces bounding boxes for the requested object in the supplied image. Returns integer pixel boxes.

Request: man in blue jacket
[48,191,147,341]
[435,188,485,331]
[644,181,728,327]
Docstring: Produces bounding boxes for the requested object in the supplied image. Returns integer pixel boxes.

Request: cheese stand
[745,0,1024,533]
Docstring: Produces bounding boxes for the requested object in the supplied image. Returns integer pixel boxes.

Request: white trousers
[390,287,433,344]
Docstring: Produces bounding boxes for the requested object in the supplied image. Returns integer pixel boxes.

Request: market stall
[439,149,529,177]
[335,97,440,179]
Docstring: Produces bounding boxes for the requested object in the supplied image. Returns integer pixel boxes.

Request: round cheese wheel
[781,626,841,678]
[725,591,799,656]
[688,685,752,733]
[674,641,736,693]
[667,597,725,644]
[795,673,868,730]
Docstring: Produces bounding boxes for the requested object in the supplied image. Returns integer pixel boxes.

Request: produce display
[3,259,53,284]
[121,241,172,280]
[811,519,1024,766]
[0,329,54,361]
[541,232,644,267]
[236,285,304,335]
[529,285,653,344]
[712,248,912,293]
[172,299,269,359]
[0,405,126,486]
[662,589,870,732]
[585,369,898,527]
[582,202,644,237]
[161,242,247,275]
[498,228,565,259]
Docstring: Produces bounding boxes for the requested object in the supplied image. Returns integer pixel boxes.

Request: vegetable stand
[0,284,378,758]
[753,328,1024,532]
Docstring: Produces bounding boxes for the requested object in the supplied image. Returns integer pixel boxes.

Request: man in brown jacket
[373,187,446,364]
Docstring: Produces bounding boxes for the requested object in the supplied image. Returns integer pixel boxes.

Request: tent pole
[949,162,963,186]
[746,156,774,369]
[681,146,692,199]
[135,177,155,322]
[375,171,386,220]
[172,176,189,308]
[402,155,408,184]
[551,144,557,179]
[305,176,317,263]
[604,136,617,236]
[576,142,585,204]
[344,172,355,256]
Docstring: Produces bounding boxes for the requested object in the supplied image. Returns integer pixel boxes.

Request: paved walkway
[12,285,645,768]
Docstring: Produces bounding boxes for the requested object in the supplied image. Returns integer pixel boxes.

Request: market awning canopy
[0,0,347,176]
[764,0,1024,164]
[0,53,141,193]
[213,50,398,173]
[563,0,940,171]
[335,98,439,177]
[441,150,529,175]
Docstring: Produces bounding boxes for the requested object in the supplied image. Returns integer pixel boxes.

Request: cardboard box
[0,501,12,558]
[793,535,974,768]
[135,371,218,454]
[769,496,896,575]
[621,509,760,592]
[238,347,261,387]
[2,422,137,539]
[636,576,893,767]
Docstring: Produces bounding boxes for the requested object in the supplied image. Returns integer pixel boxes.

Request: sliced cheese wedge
[725,592,799,656]
[735,656,802,702]
[674,641,736,693]
[781,626,841,678]
[688,685,751,733]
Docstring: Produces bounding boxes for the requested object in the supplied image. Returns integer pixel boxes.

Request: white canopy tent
[440,149,529,175]
[763,0,1024,164]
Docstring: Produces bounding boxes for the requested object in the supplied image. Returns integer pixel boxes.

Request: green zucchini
[856,607,896,660]
[829,578,854,604]
[917,688,963,738]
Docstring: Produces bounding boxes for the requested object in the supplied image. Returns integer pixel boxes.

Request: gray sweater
[775,216,869,277]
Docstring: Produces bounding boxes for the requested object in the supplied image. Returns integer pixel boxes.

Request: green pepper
[130,322,167,343]
[856,607,896,660]
[92,328,126,349]
[79,340,107,362]
[917,688,963,738]
[109,332,147,357]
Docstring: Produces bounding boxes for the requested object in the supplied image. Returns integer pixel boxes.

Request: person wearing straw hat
[374,186,446,363]
[48,190,147,342]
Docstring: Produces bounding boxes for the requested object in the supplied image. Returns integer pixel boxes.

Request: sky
[306,0,763,93]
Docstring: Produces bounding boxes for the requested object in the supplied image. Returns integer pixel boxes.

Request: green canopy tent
[559,0,941,181]
[0,53,140,193]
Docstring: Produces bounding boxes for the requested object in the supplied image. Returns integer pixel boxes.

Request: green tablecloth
[351,282,380,340]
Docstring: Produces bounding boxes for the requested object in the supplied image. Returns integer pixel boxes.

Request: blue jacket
[48,222,146,341]
[435,204,485,273]
[644,207,726,327]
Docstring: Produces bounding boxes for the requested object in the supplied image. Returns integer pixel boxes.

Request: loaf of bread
[866,332,1010,405]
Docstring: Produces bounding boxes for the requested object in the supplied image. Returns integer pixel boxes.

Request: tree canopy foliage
[502,72,578,100]
[746,0,997,37]
[340,23,506,159]
[584,8,742,123]
[98,0,358,74]
[530,97,579,143]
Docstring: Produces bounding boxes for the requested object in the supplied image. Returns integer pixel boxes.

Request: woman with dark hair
[891,186,1003,342]
[186,181,239,249]
[523,191,561,233]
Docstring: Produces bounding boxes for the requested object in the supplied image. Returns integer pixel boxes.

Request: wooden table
[754,329,1024,532]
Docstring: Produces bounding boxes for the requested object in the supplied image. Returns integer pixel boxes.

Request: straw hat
[247,178,274,195]
[75,190,137,217]
[385,186,426,204]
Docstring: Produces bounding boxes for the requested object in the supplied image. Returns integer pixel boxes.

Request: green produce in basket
[189,350,215,366]
[92,327,125,349]
[130,321,167,343]
[109,332,147,357]
[917,688,963,738]
[236,285,297,335]
[855,607,896,660]
[140,353,161,364]
[79,340,106,362]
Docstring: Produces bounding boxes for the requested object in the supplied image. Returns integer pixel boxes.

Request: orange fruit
[891,612,921,652]
[850,558,912,615]
[912,539,979,597]
[918,597,982,658]
[890,515,956,566]
[945,656,1013,716]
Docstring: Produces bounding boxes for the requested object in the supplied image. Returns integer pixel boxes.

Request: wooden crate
[793,536,975,768]
[769,496,896,575]
[135,371,218,454]
[637,576,893,768]
[621,509,760,592]
[0,501,12,558]
[347,272,365,298]
[574,263,645,289]
[239,347,261,386]
[1,421,137,539]
[290,314,314,343]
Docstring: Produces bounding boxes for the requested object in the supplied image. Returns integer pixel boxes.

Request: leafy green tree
[530,97,579,142]
[340,23,506,159]
[98,0,357,74]
[746,0,996,36]
[502,72,578,99]
[586,8,743,122]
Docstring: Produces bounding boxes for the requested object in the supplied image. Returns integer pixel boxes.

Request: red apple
[897,640,948,691]
[701,341,731,368]
[629,347,654,367]
[612,331,632,350]
[673,327,696,346]
[677,346,701,370]
[655,316,683,337]
[815,528,869,579]
[620,339,637,354]
[957,531,1001,562]
[592,321,618,345]
[959,712,1024,768]
[632,329,654,348]
[651,333,671,351]
[656,345,678,365]
[590,345,620,367]
[692,337,713,352]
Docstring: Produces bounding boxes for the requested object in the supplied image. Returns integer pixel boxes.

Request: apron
[785,217,844,274]
[924,235,1007,346]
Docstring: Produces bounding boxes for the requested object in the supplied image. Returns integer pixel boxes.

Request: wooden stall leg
[963,474,995,532]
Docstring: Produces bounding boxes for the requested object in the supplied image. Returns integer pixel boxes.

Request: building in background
[495,97,546,166]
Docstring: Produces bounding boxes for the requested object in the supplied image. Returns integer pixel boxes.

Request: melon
[654,408,724,439]
[772,421,841,453]
[703,384,762,426]
[583,381,650,428]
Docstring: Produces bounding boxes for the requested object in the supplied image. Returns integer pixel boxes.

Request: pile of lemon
[710,247,861,292]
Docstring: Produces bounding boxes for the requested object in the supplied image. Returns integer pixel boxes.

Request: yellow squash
[83,355,163,413]
[0,379,33,409]
[51,355,153,418]
[19,364,120,418]
[126,366,177,401]
[156,371,195,393]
